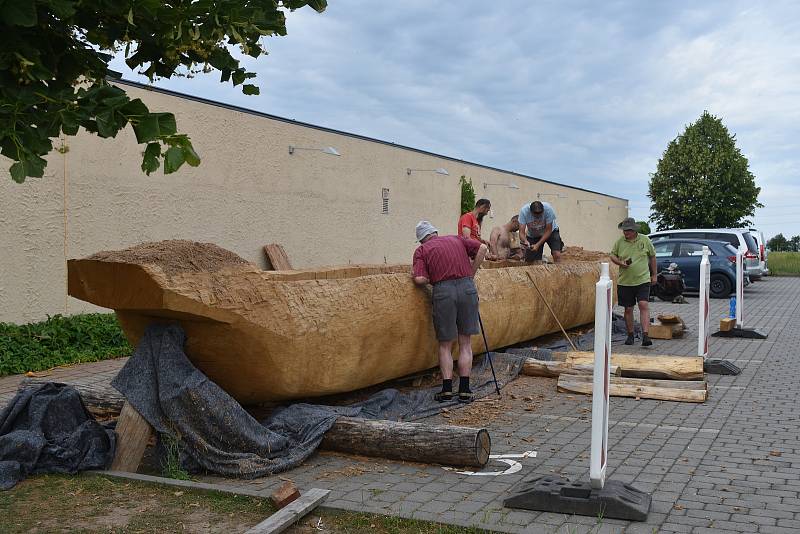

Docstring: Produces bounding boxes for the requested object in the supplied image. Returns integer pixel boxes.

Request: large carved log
[557,374,708,403]
[553,351,704,381]
[20,379,490,467]
[322,418,491,467]
[67,240,616,403]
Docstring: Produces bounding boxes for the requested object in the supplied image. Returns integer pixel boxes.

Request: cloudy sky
[111,0,800,241]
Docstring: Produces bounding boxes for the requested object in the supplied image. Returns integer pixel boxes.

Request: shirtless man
[489,216,522,260]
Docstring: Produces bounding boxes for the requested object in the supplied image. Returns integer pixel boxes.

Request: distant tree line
[767,234,800,252]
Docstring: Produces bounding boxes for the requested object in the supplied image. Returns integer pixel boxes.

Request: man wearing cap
[518,200,564,263]
[412,220,488,402]
[610,217,657,347]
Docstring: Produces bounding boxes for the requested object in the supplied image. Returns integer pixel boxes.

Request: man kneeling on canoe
[412,220,488,403]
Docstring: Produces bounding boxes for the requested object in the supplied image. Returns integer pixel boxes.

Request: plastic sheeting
[0,383,115,490]
[112,323,524,478]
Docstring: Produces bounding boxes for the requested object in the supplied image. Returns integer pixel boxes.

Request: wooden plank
[557,374,707,403]
[720,317,736,332]
[521,359,620,378]
[110,402,154,472]
[244,488,330,534]
[556,351,704,381]
[263,244,293,270]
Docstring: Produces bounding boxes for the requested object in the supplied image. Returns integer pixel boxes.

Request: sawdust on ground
[560,246,609,262]
[87,240,253,276]
[441,375,549,427]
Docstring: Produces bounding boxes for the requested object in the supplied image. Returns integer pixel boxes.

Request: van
[648,228,762,279]
[748,228,769,276]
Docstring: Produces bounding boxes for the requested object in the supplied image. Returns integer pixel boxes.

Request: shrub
[0,313,132,376]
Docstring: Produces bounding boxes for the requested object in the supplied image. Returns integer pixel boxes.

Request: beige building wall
[0,81,628,324]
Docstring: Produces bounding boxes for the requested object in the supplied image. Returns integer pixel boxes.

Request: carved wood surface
[68,242,616,402]
[557,374,708,403]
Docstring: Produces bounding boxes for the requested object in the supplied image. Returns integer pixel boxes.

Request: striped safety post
[735,250,744,327]
[590,262,612,490]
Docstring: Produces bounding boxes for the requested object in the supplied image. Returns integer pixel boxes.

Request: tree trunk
[556,374,707,403]
[322,417,491,467]
[19,379,490,467]
[552,351,704,380]
[521,359,620,378]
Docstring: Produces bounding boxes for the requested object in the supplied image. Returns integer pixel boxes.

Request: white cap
[415,220,438,242]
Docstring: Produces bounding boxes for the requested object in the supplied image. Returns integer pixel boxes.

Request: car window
[724,244,739,256]
[678,242,706,257]
[709,232,739,246]
[654,242,676,257]
[649,233,670,241]
[680,232,704,239]
[742,232,758,253]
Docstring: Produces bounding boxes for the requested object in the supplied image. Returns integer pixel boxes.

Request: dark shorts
[431,277,480,341]
[524,230,564,262]
[618,283,651,308]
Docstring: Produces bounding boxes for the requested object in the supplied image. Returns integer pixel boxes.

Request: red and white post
[698,246,710,358]
[590,262,613,489]
[736,250,744,327]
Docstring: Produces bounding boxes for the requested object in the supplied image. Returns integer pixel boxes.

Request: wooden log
[553,351,704,381]
[20,378,122,419]
[110,402,154,472]
[19,381,489,467]
[322,417,491,467]
[68,241,616,403]
[521,359,620,378]
[649,320,685,340]
[557,374,707,403]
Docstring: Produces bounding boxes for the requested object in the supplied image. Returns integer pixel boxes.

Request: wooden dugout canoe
[68,241,615,404]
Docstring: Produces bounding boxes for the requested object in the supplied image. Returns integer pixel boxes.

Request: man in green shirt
[610,217,657,346]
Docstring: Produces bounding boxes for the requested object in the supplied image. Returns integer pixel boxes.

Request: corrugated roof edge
[111,78,627,202]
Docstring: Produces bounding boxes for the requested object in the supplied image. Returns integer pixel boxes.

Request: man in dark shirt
[412,220,488,402]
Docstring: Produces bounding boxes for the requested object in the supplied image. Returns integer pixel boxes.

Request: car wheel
[710,274,732,299]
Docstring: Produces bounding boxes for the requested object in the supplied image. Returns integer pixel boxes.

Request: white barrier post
[590,262,612,490]
[736,250,743,327]
[698,246,710,358]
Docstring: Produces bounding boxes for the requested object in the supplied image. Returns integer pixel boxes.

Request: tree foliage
[648,111,762,230]
[767,233,800,252]
[0,0,326,182]
[636,220,651,235]
[459,175,476,215]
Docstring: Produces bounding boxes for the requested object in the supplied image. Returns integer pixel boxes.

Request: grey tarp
[112,323,524,478]
[0,383,116,490]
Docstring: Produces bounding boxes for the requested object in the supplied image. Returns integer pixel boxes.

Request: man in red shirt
[458,199,491,244]
[412,220,488,402]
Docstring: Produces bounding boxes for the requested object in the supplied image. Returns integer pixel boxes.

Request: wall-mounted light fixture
[483,182,520,190]
[288,145,341,156]
[538,192,567,199]
[577,199,602,206]
[406,168,449,176]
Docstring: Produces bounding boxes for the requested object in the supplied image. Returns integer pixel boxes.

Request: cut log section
[20,380,490,467]
[322,417,491,467]
[552,352,704,381]
[110,402,154,472]
[557,374,708,403]
[521,359,620,378]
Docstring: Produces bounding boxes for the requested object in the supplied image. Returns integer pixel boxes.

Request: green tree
[1,0,326,183]
[459,175,476,215]
[791,235,800,252]
[636,220,651,235]
[767,233,789,252]
[648,111,762,230]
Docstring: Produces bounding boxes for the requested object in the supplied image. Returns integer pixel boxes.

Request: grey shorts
[431,277,480,341]
[618,283,651,308]
[524,230,564,262]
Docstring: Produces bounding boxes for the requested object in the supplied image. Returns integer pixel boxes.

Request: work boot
[642,334,653,347]
[624,333,635,345]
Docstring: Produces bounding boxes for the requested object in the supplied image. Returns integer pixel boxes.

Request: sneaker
[624,334,635,345]
[457,391,474,403]
[434,391,454,402]
[642,334,653,347]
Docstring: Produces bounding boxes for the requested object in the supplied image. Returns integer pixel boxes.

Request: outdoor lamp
[288,145,341,156]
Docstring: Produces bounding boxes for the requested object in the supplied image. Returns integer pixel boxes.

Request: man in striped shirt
[412,221,488,402]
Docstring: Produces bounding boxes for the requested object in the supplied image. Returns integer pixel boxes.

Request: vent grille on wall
[382,188,389,214]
